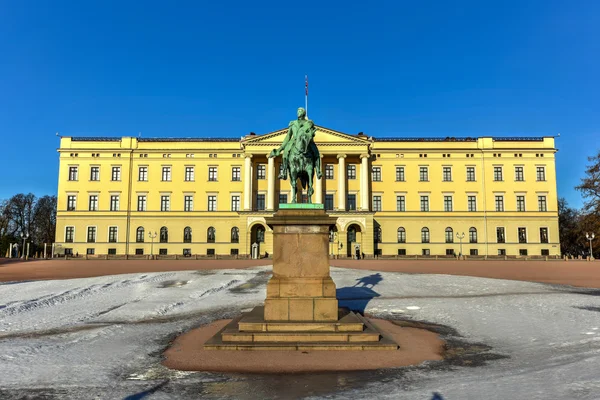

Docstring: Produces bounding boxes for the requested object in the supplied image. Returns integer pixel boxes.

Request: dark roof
[138,137,239,142]
[71,137,121,142]
[375,136,545,142]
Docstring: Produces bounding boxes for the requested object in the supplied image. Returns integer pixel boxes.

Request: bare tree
[6,193,37,238]
[576,150,600,214]
[33,195,57,245]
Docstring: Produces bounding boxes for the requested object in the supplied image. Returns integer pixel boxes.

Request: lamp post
[456,232,465,259]
[20,232,29,259]
[586,232,595,260]
[149,231,157,259]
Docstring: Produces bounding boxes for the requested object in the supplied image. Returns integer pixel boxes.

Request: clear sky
[1,1,598,208]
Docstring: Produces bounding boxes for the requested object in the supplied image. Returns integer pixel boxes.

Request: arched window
[160,226,168,243]
[469,227,478,243]
[329,226,337,243]
[375,227,382,243]
[348,227,356,243]
[183,227,192,243]
[421,227,430,243]
[136,227,145,243]
[445,227,454,243]
[231,227,239,243]
[397,227,406,243]
[207,227,216,243]
[256,226,265,243]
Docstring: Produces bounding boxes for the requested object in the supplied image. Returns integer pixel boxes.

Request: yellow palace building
[55,126,559,258]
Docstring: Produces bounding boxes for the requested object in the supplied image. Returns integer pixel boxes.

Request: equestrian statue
[269,107,322,203]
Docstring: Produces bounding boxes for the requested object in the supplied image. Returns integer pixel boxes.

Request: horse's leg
[290,170,297,203]
[306,165,314,203]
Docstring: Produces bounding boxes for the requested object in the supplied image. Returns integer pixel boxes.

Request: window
[162,166,171,181]
[397,227,406,243]
[325,164,334,179]
[185,167,195,181]
[494,166,503,181]
[398,249,406,256]
[347,227,356,243]
[419,167,428,181]
[538,196,547,212]
[136,227,144,243]
[160,226,168,243]
[446,249,454,256]
[207,249,215,256]
[347,194,356,211]
[515,166,524,181]
[279,164,284,176]
[257,164,266,179]
[325,194,334,210]
[469,227,477,243]
[466,167,475,182]
[183,249,192,257]
[161,195,170,211]
[536,166,546,181]
[183,227,192,243]
[108,226,118,243]
[496,227,505,243]
[231,195,240,211]
[87,248,95,255]
[231,249,239,256]
[372,195,382,211]
[138,166,148,181]
[209,167,218,181]
[184,195,194,212]
[518,227,527,243]
[421,227,430,243]
[420,195,429,212]
[347,164,356,179]
[519,249,528,256]
[108,248,116,255]
[89,195,98,211]
[468,196,477,212]
[256,194,265,211]
[67,195,77,211]
[68,166,78,181]
[65,226,74,243]
[396,167,405,182]
[112,166,121,181]
[208,195,217,211]
[87,227,96,243]
[231,227,239,243]
[445,227,454,243]
[422,249,430,256]
[516,195,525,212]
[110,195,120,211]
[443,167,452,182]
[372,166,382,182]
[540,228,549,243]
[541,249,550,256]
[279,194,288,205]
[374,227,382,243]
[470,249,478,256]
[498,249,506,256]
[444,196,453,212]
[207,227,216,243]
[495,195,504,212]
[232,167,241,181]
[256,226,265,243]
[396,195,406,212]
[159,249,167,255]
[90,167,99,181]
[137,195,146,211]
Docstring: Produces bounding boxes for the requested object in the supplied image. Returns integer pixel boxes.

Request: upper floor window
[444,196,453,212]
[90,167,99,181]
[442,167,452,182]
[397,227,406,243]
[185,166,195,181]
[325,164,334,179]
[466,166,476,182]
[208,195,217,211]
[137,195,146,211]
[468,195,477,212]
[65,226,74,243]
[68,166,78,181]
[538,195,547,212]
[138,166,148,181]
[160,195,170,211]
[493,166,503,181]
[347,194,356,211]
[324,194,334,210]
[496,227,506,243]
[67,195,77,211]
[256,194,265,211]
[516,195,526,212]
[111,166,121,181]
[162,166,171,181]
[347,164,356,180]
[396,195,406,212]
[184,195,194,212]
[110,195,120,211]
[372,166,382,182]
[420,195,429,212]
[515,166,524,181]
[87,226,96,243]
[372,195,382,211]
[232,167,241,181]
[536,166,546,181]
[518,227,527,243]
[540,227,549,243]
[257,164,266,179]
[231,195,240,211]
[419,167,428,181]
[88,195,98,211]
[396,166,405,182]
[495,195,504,212]
[279,193,288,205]
[208,167,218,181]
[108,226,118,243]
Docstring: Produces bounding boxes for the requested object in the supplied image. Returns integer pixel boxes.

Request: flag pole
[305,75,308,119]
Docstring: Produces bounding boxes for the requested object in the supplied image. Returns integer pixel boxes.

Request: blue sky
[1,1,598,208]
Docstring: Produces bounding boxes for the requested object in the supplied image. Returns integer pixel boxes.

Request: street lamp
[149,231,157,259]
[20,232,29,259]
[456,232,465,259]
[586,232,595,260]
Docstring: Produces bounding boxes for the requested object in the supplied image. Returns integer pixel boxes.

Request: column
[8,243,12,258]
[315,154,324,204]
[360,154,370,211]
[244,155,253,211]
[337,154,346,211]
[267,155,275,210]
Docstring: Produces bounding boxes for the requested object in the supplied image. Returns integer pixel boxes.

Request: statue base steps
[204,306,399,351]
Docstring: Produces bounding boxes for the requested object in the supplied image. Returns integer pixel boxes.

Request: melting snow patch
[406,306,421,310]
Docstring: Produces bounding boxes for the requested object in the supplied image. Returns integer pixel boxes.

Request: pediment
[242,125,371,146]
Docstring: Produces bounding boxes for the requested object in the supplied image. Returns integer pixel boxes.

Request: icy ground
[1,267,600,400]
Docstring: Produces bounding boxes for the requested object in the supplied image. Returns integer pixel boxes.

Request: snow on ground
[1,266,600,399]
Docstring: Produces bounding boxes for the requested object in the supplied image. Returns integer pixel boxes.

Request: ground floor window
[519,249,528,256]
[397,249,406,256]
[230,249,239,256]
[207,249,215,256]
[183,248,191,257]
[422,249,430,256]
[65,248,73,256]
[446,249,454,256]
[108,248,116,255]
[541,249,549,256]
[86,248,95,255]
[498,249,506,256]
[470,249,478,256]
[159,249,167,255]
[135,248,144,255]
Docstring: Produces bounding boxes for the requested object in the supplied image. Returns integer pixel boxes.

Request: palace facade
[55,126,560,258]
